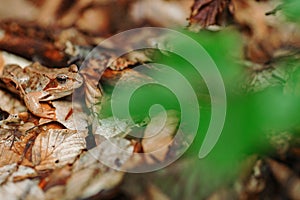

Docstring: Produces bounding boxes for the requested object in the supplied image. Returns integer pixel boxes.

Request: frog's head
[44,64,83,99]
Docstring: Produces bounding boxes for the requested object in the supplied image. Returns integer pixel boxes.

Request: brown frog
[0,62,83,119]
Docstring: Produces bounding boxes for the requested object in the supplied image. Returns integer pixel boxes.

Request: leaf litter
[0,0,300,199]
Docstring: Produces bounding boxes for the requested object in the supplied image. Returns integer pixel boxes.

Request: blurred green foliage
[100,27,300,184]
[282,0,300,22]
[177,29,300,176]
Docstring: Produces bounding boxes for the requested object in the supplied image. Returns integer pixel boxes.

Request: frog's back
[2,64,24,77]
[0,64,47,95]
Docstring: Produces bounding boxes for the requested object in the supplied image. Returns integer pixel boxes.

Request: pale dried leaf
[65,148,125,200]
[79,171,123,199]
[32,129,86,171]
[0,164,38,184]
[142,110,179,162]
[0,163,17,185]
[45,186,65,200]
[131,0,190,27]
[93,117,132,139]
[65,168,96,200]
[0,51,31,68]
[97,138,133,169]
[0,179,45,200]
[147,183,170,200]
[10,165,38,182]
[71,150,100,173]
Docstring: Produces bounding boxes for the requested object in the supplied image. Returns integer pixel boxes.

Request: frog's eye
[56,74,68,84]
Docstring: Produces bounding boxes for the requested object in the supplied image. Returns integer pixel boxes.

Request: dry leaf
[0,163,37,184]
[230,0,283,63]
[0,130,32,167]
[0,51,31,68]
[39,165,72,191]
[64,148,126,200]
[142,110,179,163]
[0,163,17,185]
[44,185,65,200]
[32,129,86,171]
[0,52,4,71]
[52,101,89,131]
[0,179,45,200]
[66,168,123,200]
[10,165,37,182]
[94,138,134,170]
[0,0,38,20]
[131,0,190,27]
[0,89,27,114]
[266,158,300,200]
[93,117,132,139]
[189,0,230,28]
[146,183,170,200]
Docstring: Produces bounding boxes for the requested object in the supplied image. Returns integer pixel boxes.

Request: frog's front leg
[23,91,55,119]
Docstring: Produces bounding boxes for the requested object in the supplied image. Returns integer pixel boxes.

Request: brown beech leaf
[32,129,86,171]
[189,0,230,27]
[0,130,32,167]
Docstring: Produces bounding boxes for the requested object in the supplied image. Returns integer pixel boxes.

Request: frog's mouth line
[41,88,74,101]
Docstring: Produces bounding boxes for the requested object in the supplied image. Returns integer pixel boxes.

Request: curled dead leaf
[189,0,230,28]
